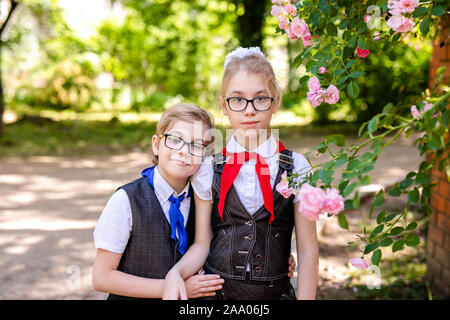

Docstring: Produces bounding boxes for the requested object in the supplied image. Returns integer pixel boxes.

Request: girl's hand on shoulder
[185,271,224,299]
[163,270,187,300]
[288,253,296,279]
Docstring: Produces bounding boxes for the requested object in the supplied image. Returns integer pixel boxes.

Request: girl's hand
[185,272,224,299]
[163,270,187,300]
[288,254,296,279]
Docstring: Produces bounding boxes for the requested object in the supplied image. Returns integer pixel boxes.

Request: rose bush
[272,0,449,268]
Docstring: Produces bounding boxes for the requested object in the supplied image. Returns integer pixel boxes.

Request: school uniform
[192,135,311,300]
[93,166,195,300]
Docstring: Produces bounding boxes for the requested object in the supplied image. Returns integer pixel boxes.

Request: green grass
[0,116,360,158]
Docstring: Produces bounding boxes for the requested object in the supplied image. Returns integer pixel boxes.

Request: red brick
[435,245,450,268]
[436,213,450,232]
[431,193,447,213]
[427,255,442,277]
[427,239,435,257]
[438,180,450,199]
[429,224,444,246]
[445,234,450,252]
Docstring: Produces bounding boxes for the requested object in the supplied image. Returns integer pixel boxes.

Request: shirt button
[256,254,262,260]
[245,234,253,240]
[255,266,262,273]
[245,220,253,226]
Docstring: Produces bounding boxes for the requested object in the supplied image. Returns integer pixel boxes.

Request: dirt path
[0,134,423,299]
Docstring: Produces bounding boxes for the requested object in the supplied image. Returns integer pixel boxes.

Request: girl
[163,47,319,300]
[92,103,225,299]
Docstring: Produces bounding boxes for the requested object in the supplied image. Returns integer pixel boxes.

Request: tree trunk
[0,0,19,139]
[233,0,268,49]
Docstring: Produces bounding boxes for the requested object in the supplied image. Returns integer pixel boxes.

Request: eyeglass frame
[225,96,274,112]
[159,133,208,157]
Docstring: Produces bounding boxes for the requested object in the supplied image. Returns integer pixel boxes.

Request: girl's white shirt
[191,135,311,213]
[93,166,191,254]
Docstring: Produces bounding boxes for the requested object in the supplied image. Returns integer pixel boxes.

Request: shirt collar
[226,135,279,158]
[153,166,190,201]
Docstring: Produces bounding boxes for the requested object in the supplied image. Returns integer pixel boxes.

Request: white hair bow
[223,47,266,68]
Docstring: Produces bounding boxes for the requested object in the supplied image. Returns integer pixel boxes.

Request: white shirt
[93,166,191,254]
[191,135,311,214]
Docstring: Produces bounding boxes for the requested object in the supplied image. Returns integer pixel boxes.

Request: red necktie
[218,140,285,224]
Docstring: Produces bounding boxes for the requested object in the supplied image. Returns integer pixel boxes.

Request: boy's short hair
[152,103,214,164]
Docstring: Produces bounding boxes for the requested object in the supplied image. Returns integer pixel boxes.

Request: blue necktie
[142,166,189,255]
[168,193,188,255]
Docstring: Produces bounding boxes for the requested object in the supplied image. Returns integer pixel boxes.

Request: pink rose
[364,14,371,23]
[308,76,321,92]
[296,183,325,221]
[284,3,297,16]
[276,171,295,198]
[373,32,381,41]
[271,5,282,17]
[289,17,310,39]
[388,0,403,15]
[386,15,414,33]
[411,105,420,118]
[319,67,327,74]
[323,188,344,215]
[349,258,369,269]
[307,90,325,108]
[301,35,313,47]
[423,102,433,112]
[324,84,340,105]
[398,0,419,13]
[278,16,289,31]
[356,47,370,58]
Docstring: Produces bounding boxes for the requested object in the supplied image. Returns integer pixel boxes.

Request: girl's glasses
[225,96,274,112]
[160,133,207,157]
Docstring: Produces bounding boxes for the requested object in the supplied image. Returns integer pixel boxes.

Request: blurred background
[0,0,441,300]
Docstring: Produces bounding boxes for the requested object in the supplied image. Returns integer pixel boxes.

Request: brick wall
[426,15,450,299]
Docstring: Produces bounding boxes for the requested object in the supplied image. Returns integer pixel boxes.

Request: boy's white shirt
[94,166,191,254]
[191,135,311,213]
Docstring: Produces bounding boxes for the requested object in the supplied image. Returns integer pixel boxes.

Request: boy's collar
[153,166,190,201]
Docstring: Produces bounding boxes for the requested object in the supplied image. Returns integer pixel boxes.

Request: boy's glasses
[225,96,274,112]
[160,133,207,157]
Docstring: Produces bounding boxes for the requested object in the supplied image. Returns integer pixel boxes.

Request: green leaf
[352,191,360,209]
[400,178,414,190]
[349,71,365,78]
[343,182,358,197]
[405,233,420,247]
[420,16,430,36]
[364,243,379,254]
[326,134,346,147]
[347,82,360,98]
[376,210,386,224]
[357,37,367,50]
[388,186,401,197]
[384,213,397,222]
[390,226,404,236]
[380,237,393,247]
[370,224,384,239]
[406,222,418,231]
[413,7,428,18]
[336,75,349,85]
[408,188,420,203]
[368,116,378,133]
[430,6,445,16]
[293,54,304,68]
[345,59,356,69]
[334,154,347,168]
[415,173,431,185]
[338,212,349,230]
[392,239,405,253]
[326,22,338,36]
[371,249,382,266]
[374,190,385,207]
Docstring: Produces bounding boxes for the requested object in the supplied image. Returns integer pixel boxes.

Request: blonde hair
[221,53,282,110]
[152,103,214,164]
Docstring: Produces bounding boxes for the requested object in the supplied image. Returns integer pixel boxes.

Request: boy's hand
[185,272,224,299]
[288,254,296,279]
[163,270,187,300]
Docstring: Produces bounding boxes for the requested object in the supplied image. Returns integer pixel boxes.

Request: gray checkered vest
[205,150,295,281]
[107,177,195,300]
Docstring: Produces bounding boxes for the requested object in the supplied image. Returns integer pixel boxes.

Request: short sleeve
[292,152,312,203]
[93,189,132,253]
[191,156,214,201]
